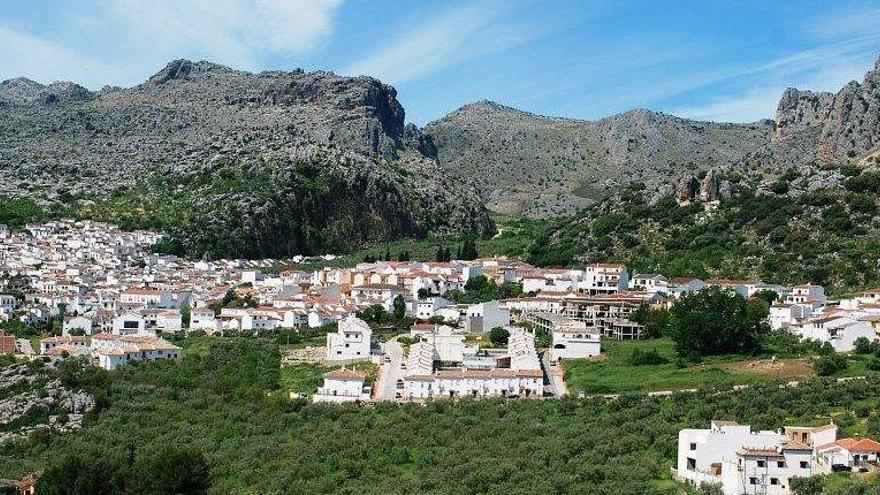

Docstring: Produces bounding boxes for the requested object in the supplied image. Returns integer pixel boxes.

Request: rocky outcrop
[0,363,95,444]
[0,60,493,258]
[774,88,834,140]
[771,55,880,164]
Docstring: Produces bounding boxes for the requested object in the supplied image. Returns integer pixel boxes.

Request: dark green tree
[392,295,406,321]
[666,286,768,359]
[489,327,510,346]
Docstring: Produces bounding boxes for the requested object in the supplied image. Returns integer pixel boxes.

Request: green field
[562,338,818,394]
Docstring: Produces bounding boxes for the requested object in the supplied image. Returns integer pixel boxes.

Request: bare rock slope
[426,101,773,216]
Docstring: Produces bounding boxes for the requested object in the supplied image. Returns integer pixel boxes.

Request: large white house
[465,300,510,333]
[580,263,629,295]
[326,316,372,360]
[112,311,147,336]
[313,368,371,403]
[91,333,182,370]
[677,421,838,495]
[794,313,877,352]
[190,307,220,333]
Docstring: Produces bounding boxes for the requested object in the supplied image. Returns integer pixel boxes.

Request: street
[375,338,405,401]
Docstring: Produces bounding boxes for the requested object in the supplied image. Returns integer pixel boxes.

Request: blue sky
[1,0,879,125]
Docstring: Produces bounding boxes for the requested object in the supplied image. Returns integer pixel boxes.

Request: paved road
[375,339,404,401]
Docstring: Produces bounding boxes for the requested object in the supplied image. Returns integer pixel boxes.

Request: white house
[40,335,89,355]
[580,263,629,295]
[677,421,837,495]
[155,309,183,332]
[91,333,182,370]
[465,300,510,333]
[795,313,877,352]
[815,437,880,471]
[629,273,669,295]
[0,294,16,321]
[112,311,148,335]
[786,284,826,305]
[189,308,220,333]
[415,297,454,320]
[550,320,601,361]
[326,316,372,360]
[241,310,281,332]
[312,368,371,403]
[422,325,465,363]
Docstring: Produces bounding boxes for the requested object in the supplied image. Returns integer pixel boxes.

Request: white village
[3,220,880,494]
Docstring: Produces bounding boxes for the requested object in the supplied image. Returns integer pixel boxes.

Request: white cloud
[0,25,120,87]
[100,0,344,69]
[343,1,531,85]
[0,0,344,87]
[674,86,784,123]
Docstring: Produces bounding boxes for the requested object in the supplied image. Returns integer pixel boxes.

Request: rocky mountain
[0,60,493,258]
[427,55,880,218]
[527,56,880,290]
[425,101,774,217]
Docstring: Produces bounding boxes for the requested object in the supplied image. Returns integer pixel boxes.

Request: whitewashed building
[403,329,543,400]
[91,333,182,370]
[465,300,510,333]
[0,294,16,321]
[677,421,837,495]
[112,311,148,335]
[326,316,372,360]
[313,368,371,403]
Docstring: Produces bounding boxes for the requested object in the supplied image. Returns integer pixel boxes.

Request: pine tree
[455,244,462,261]
[435,246,444,262]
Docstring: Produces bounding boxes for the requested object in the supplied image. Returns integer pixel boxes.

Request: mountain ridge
[0,59,492,258]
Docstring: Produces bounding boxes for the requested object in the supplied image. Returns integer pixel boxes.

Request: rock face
[425,101,773,216]
[0,60,493,258]
[771,55,880,164]
[774,88,834,139]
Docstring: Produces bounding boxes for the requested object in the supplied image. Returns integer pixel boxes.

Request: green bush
[813,353,848,377]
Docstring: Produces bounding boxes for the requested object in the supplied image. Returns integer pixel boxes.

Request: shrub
[626,348,669,366]
[489,327,510,346]
[813,353,848,377]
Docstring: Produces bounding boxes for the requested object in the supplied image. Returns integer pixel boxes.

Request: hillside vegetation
[530,168,880,293]
[2,338,880,494]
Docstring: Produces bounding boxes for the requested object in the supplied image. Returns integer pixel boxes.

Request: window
[777,461,786,468]
[123,320,139,329]
[770,478,779,486]
[757,460,766,468]
[800,461,809,469]
[689,443,697,451]
[686,458,696,471]
[749,478,758,485]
